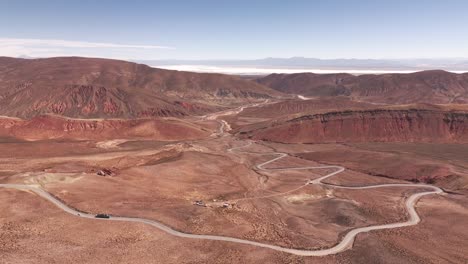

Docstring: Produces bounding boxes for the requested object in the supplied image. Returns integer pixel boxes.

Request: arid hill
[238,97,376,118]
[257,70,468,104]
[0,115,209,141]
[0,57,281,119]
[237,107,468,143]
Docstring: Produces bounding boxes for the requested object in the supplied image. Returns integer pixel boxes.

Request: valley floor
[1,103,467,263]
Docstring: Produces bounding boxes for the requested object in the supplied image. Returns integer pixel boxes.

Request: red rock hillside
[0,115,210,141]
[239,108,468,143]
[256,70,468,104]
[0,57,282,119]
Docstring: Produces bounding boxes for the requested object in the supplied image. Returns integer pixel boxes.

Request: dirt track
[0,117,444,256]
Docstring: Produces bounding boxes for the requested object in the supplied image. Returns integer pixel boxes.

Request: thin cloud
[0,38,174,49]
[0,37,175,59]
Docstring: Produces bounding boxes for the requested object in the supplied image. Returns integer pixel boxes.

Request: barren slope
[0,115,210,141]
[238,108,468,143]
[257,70,468,104]
[0,57,281,119]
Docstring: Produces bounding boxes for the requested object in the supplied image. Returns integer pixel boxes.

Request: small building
[97,168,113,176]
[194,200,205,207]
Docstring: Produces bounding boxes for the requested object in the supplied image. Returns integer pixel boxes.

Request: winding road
[0,110,444,256]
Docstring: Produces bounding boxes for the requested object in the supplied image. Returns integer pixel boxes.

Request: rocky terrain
[0,115,209,141]
[0,57,282,119]
[1,57,467,264]
[257,70,468,104]
[238,97,376,118]
[238,106,468,144]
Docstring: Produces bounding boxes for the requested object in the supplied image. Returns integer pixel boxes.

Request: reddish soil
[257,70,468,104]
[1,137,467,263]
[240,108,468,144]
[291,142,468,193]
[1,58,467,263]
[0,57,281,119]
[0,115,210,141]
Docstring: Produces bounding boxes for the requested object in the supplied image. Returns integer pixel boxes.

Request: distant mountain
[139,57,468,71]
[256,70,468,104]
[0,57,281,119]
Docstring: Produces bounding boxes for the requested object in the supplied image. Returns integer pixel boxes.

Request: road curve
[0,127,444,256]
[0,142,443,256]
[226,140,443,255]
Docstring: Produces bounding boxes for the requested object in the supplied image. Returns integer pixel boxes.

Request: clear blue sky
[1,0,467,60]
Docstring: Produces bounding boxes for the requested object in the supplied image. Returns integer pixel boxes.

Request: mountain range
[2,56,468,120]
[140,57,468,71]
[0,57,279,119]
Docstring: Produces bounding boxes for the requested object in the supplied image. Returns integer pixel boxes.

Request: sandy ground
[1,125,467,263]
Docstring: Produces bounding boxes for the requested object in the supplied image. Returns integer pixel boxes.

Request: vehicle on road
[95,213,111,219]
